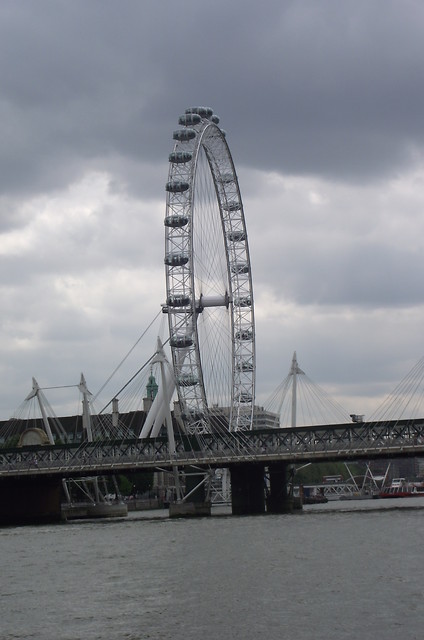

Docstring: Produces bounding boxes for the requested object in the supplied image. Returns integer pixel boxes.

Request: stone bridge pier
[230,461,296,515]
[0,476,63,526]
[266,462,295,513]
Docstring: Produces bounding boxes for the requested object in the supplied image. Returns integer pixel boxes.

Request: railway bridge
[1,416,423,524]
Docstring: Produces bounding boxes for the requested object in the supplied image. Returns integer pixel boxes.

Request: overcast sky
[1,0,424,421]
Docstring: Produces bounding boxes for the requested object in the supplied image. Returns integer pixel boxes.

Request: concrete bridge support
[0,476,63,526]
[184,466,206,503]
[168,466,212,518]
[230,463,266,515]
[266,462,295,513]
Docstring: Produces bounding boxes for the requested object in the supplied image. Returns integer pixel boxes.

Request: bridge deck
[1,418,424,480]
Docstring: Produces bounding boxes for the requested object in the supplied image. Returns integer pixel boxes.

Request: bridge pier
[266,462,296,513]
[229,462,298,516]
[0,476,63,526]
[230,463,266,515]
[168,466,212,517]
[185,466,207,502]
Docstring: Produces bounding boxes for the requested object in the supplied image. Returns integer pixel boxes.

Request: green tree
[294,461,362,484]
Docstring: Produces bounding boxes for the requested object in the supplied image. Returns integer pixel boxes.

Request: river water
[1,498,423,640]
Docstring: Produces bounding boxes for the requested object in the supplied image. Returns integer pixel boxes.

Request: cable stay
[368,355,424,424]
[264,351,353,428]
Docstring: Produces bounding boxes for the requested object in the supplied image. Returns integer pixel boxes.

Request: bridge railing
[1,418,424,479]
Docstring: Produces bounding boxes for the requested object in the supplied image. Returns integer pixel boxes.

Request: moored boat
[377,478,424,499]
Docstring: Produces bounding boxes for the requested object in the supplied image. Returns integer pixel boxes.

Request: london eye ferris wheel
[163,107,255,433]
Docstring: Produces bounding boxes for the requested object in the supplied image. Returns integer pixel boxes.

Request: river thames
[1,498,423,640]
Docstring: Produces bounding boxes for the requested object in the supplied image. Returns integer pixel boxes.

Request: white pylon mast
[150,338,181,500]
[25,378,55,444]
[139,362,176,438]
[78,373,93,442]
[290,351,304,429]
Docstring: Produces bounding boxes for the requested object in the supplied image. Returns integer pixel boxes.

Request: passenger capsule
[185,106,214,118]
[210,114,220,124]
[240,393,252,403]
[170,335,193,348]
[164,253,189,267]
[220,173,234,184]
[167,295,191,307]
[169,151,193,164]
[237,361,254,371]
[234,296,251,308]
[179,113,201,126]
[164,214,189,228]
[231,263,249,274]
[235,329,252,341]
[177,374,199,387]
[222,201,241,212]
[227,230,246,242]
[166,181,189,193]
[173,128,196,142]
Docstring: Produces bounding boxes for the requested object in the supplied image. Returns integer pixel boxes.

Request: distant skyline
[1,1,424,419]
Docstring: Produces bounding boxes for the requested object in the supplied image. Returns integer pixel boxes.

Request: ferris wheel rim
[164,107,255,432]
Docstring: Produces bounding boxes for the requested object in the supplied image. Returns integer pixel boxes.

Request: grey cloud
[254,243,424,308]
[1,0,424,205]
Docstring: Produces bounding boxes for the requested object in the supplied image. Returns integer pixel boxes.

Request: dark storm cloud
[1,0,424,212]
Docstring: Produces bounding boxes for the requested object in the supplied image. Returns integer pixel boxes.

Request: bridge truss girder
[2,418,424,479]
